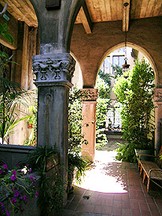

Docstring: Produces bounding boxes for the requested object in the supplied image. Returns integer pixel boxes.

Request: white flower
[21,166,28,174]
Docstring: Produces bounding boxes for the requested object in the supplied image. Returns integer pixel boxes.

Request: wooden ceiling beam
[122,0,130,32]
[0,0,37,27]
[79,1,93,34]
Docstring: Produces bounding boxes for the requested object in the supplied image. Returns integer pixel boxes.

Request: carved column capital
[81,88,98,101]
[32,53,75,87]
[154,88,162,105]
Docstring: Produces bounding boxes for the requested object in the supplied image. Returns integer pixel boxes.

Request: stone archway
[99,42,158,83]
[100,42,161,154]
[99,43,157,151]
[71,17,162,88]
[2,0,162,214]
[71,17,162,158]
[71,39,161,161]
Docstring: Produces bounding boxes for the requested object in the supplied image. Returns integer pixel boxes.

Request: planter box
[0,144,35,169]
[0,145,40,216]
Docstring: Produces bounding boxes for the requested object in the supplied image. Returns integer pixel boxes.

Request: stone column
[33,53,75,204]
[154,87,162,155]
[81,88,98,162]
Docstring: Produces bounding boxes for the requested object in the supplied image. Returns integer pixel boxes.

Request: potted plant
[27,146,63,215]
[67,152,87,193]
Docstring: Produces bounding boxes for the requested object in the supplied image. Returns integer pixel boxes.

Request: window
[102,56,111,74]
[112,55,125,74]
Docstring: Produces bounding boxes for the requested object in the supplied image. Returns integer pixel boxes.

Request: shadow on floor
[63,149,162,216]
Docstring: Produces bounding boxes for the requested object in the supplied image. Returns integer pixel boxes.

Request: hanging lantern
[122,2,130,72]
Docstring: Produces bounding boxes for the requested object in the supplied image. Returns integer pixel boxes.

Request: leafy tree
[112,64,123,78]
[68,87,88,154]
[97,76,110,99]
[96,98,110,146]
[98,69,111,86]
[114,59,155,161]
[96,72,111,147]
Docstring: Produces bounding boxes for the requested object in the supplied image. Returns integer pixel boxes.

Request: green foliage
[0,162,37,216]
[0,71,28,144]
[98,69,111,86]
[24,87,88,196]
[115,143,137,163]
[96,98,109,145]
[68,87,89,192]
[96,71,111,146]
[28,146,57,173]
[28,146,63,215]
[112,64,123,78]
[24,93,38,146]
[114,59,155,161]
[68,87,87,154]
[68,153,87,184]
[96,138,107,150]
[96,76,110,99]
[96,98,109,129]
[0,24,28,144]
[0,23,13,44]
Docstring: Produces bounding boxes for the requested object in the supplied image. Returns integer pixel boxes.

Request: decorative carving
[44,93,53,105]
[33,53,75,86]
[154,88,162,102]
[81,88,98,101]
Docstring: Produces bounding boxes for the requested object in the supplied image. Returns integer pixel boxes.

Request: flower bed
[0,162,39,216]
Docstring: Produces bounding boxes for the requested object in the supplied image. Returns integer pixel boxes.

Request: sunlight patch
[75,169,127,193]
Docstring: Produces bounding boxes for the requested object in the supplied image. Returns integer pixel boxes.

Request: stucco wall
[71,17,162,88]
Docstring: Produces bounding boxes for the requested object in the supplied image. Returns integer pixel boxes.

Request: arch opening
[95,44,156,159]
[98,42,157,83]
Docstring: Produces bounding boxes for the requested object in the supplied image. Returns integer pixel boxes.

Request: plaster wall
[82,101,97,161]
[71,17,162,87]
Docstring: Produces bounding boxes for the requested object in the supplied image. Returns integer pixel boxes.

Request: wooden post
[21,23,29,90]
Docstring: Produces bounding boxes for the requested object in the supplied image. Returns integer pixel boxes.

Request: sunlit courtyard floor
[63,143,162,216]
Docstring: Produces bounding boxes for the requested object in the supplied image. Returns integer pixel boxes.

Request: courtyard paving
[63,146,162,216]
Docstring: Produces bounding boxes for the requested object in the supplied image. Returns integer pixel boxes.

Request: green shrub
[114,59,155,161]
[96,74,111,146]
[115,143,136,162]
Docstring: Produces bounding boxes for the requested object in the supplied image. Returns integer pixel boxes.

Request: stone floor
[63,149,162,216]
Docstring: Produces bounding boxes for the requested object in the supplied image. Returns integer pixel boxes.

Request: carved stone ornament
[154,88,162,103]
[81,88,98,101]
[32,53,75,86]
